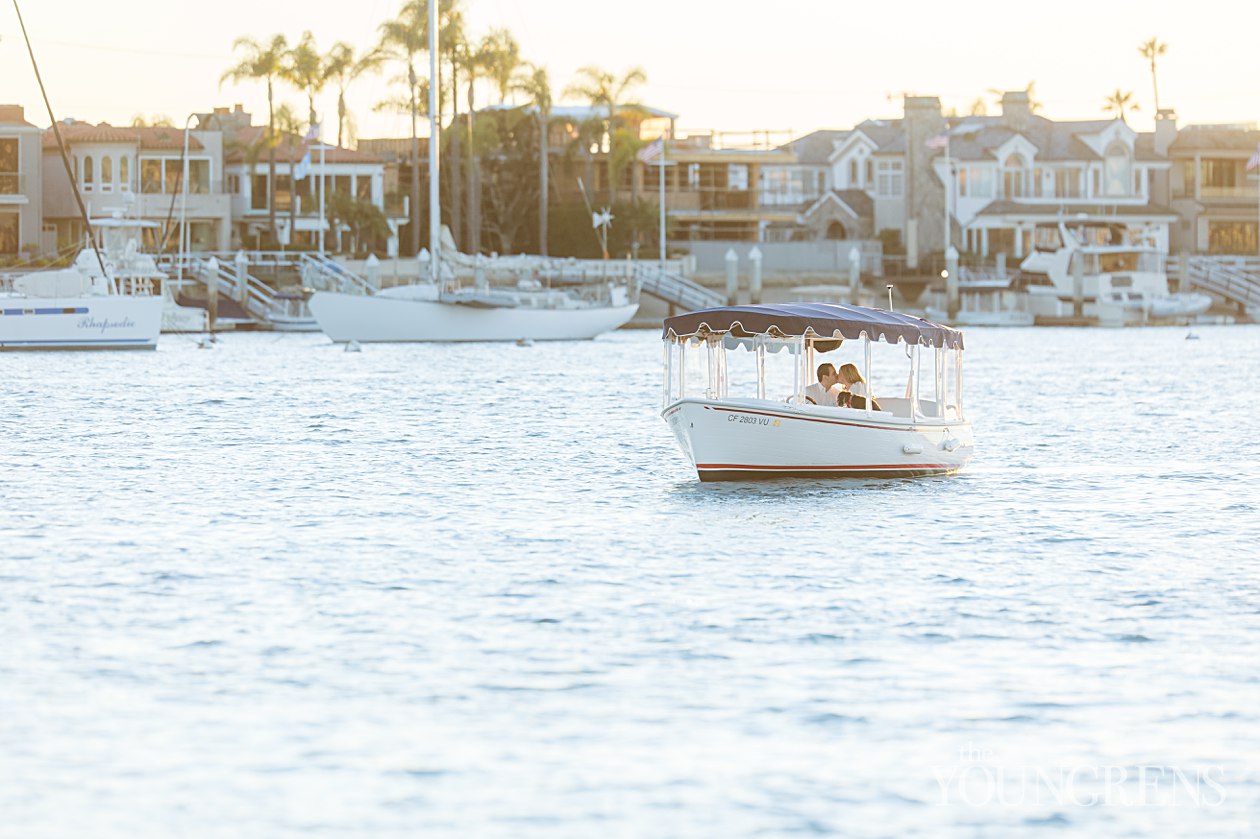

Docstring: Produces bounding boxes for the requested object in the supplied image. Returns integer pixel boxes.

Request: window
[0,212,16,254]
[1208,221,1258,254]
[727,164,748,191]
[875,159,903,197]
[0,138,18,194]
[1104,142,1130,197]
[958,165,994,198]
[141,159,162,193]
[356,176,372,201]
[119,156,129,191]
[1002,154,1027,198]
[83,155,94,190]
[865,159,873,185]
[848,159,858,186]
[228,174,241,194]
[251,174,268,210]
[1054,168,1082,198]
[100,156,113,192]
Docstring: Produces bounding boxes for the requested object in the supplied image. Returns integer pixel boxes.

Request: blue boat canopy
[662,303,964,350]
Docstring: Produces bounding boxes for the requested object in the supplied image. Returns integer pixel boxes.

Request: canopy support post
[663,338,673,408]
[954,347,964,419]
[863,334,873,417]
[755,336,766,400]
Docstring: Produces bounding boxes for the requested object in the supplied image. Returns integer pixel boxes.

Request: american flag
[637,138,665,163]
[925,133,949,150]
[1247,146,1260,171]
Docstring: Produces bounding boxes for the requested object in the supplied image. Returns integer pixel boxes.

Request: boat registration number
[728,414,780,427]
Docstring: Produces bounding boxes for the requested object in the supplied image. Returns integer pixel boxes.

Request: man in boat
[805,363,842,406]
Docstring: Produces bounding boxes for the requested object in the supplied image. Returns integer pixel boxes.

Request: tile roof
[42,123,205,150]
[223,126,383,165]
[975,200,1177,218]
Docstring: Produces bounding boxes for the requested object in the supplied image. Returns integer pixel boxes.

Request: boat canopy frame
[662,303,964,351]
[661,303,965,421]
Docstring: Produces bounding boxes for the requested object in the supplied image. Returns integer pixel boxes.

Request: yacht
[83,217,207,333]
[924,271,1034,327]
[1017,220,1211,325]
[0,252,163,350]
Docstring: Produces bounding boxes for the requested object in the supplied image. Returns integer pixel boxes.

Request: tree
[376,1,431,255]
[273,104,306,247]
[131,114,174,127]
[1138,37,1168,115]
[512,62,553,255]
[323,42,378,149]
[461,28,518,255]
[327,191,391,254]
[1103,89,1139,123]
[282,31,326,131]
[564,65,647,206]
[222,34,288,243]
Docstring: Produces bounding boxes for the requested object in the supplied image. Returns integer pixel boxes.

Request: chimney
[234,103,244,113]
[1154,108,1177,157]
[0,104,25,123]
[1001,91,1032,133]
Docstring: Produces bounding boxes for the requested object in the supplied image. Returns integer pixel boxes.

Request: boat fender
[940,437,961,452]
[902,443,924,455]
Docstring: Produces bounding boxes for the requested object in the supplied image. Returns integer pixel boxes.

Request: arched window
[826,221,848,240]
[83,155,94,189]
[1104,142,1131,197]
[120,156,130,190]
[1003,154,1027,198]
[101,156,113,191]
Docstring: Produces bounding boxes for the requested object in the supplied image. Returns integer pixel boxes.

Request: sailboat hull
[0,295,163,350]
[308,291,640,342]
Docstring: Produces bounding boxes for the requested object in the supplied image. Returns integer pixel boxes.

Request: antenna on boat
[886,284,895,312]
[11,0,110,283]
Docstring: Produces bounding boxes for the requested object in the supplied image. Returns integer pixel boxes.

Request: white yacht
[0,253,163,350]
[661,303,974,481]
[83,217,207,333]
[1018,220,1211,325]
[924,272,1034,327]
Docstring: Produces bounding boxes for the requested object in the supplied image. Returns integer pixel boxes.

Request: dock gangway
[635,265,725,312]
[1172,255,1260,315]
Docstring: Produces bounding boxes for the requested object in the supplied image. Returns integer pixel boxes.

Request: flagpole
[943,131,951,256]
[658,134,666,272]
[319,128,326,255]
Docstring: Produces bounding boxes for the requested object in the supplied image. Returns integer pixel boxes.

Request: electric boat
[660,303,974,482]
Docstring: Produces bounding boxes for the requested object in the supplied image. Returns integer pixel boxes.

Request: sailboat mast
[12,0,111,283]
[427,0,440,285]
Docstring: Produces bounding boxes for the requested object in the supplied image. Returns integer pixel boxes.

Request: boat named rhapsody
[660,303,974,482]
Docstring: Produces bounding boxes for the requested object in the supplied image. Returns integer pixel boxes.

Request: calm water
[2,325,1259,837]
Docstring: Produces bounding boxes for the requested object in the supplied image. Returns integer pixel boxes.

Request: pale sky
[3,0,1257,144]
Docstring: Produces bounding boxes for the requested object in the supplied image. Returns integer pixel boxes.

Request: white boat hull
[663,397,974,482]
[308,291,640,342]
[0,295,163,350]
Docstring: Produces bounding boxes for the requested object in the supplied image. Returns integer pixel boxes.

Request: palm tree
[479,28,520,105]
[987,81,1042,114]
[1138,37,1168,115]
[222,34,288,243]
[376,1,431,255]
[564,65,647,206]
[323,42,378,149]
[273,104,306,246]
[512,62,552,255]
[1103,89,1139,123]
[283,31,326,131]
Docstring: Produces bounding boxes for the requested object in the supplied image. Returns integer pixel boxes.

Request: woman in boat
[837,363,879,410]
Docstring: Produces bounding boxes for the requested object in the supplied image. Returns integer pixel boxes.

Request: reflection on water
[1,325,1259,836]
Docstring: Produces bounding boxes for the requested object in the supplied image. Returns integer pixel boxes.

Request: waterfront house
[41,119,232,252]
[0,105,46,259]
[1166,121,1260,254]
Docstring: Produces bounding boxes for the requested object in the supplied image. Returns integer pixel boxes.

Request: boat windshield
[1065,222,1131,247]
[1069,251,1163,275]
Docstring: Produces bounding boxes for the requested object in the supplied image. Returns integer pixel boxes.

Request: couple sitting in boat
[805,363,880,411]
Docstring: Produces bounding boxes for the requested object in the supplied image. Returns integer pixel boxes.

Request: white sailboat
[308,4,638,343]
[1,4,163,351]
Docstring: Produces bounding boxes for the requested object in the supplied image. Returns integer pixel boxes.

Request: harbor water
[3,325,1260,837]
